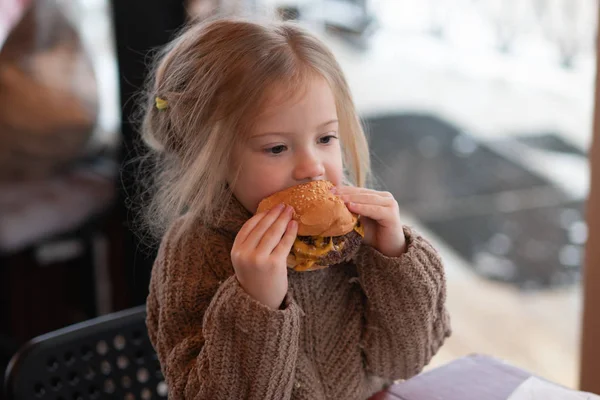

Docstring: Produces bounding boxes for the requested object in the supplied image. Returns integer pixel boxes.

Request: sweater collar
[209,192,253,239]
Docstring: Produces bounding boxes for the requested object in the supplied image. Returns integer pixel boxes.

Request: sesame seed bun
[256,180,357,237]
[256,181,364,272]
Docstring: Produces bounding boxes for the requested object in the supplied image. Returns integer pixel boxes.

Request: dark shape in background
[366,114,586,290]
[111,0,186,306]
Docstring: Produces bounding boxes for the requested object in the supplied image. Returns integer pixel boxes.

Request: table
[371,354,533,400]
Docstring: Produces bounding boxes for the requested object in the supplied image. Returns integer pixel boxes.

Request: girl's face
[229,76,344,213]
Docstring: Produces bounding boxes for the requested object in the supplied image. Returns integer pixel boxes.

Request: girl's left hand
[332,186,407,257]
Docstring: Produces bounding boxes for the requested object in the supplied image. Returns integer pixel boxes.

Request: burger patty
[295,230,363,266]
[296,234,350,247]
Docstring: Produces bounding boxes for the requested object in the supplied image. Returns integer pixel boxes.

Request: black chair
[4,305,167,400]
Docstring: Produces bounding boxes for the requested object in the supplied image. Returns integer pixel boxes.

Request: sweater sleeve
[353,226,451,381]
[146,221,302,400]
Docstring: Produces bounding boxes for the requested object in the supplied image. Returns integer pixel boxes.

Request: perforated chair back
[4,305,168,400]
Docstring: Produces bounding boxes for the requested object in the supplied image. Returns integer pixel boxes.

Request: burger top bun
[256,180,357,237]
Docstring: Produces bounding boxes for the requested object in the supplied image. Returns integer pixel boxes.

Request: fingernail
[286,205,294,213]
[276,203,285,211]
[330,187,337,193]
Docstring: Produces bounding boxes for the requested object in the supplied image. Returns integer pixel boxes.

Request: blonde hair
[139,17,371,240]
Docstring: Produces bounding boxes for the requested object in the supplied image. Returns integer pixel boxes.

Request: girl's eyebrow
[252,119,339,139]
[317,119,339,128]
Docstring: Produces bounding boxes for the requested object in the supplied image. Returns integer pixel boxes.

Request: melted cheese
[294,259,316,272]
[291,223,362,271]
[353,223,365,237]
[292,236,349,271]
[293,237,334,257]
[291,237,330,271]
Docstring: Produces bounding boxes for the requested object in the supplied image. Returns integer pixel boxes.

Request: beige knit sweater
[146,195,451,400]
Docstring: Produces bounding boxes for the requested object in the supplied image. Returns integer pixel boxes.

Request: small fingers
[257,206,295,252]
[332,186,393,198]
[339,193,395,207]
[346,202,394,223]
[272,219,298,258]
[235,211,268,245]
[243,203,286,248]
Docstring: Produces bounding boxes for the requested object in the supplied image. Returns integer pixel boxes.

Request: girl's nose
[293,150,325,182]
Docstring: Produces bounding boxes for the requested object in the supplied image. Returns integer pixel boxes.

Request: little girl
[142,16,451,400]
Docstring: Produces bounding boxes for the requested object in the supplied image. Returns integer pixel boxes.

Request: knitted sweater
[146,195,451,400]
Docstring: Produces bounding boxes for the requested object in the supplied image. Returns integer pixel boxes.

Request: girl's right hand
[230,204,298,309]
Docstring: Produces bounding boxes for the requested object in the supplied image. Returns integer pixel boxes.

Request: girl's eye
[266,145,287,154]
[319,135,338,144]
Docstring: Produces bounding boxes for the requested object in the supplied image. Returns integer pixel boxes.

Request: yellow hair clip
[155,97,168,110]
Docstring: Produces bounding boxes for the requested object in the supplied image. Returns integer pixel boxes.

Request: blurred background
[0,0,597,396]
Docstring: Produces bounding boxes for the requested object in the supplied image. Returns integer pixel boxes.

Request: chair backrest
[4,305,167,400]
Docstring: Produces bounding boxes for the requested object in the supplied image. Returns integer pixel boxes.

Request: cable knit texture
[146,195,451,399]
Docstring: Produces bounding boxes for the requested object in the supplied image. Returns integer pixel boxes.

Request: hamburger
[257,180,364,272]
